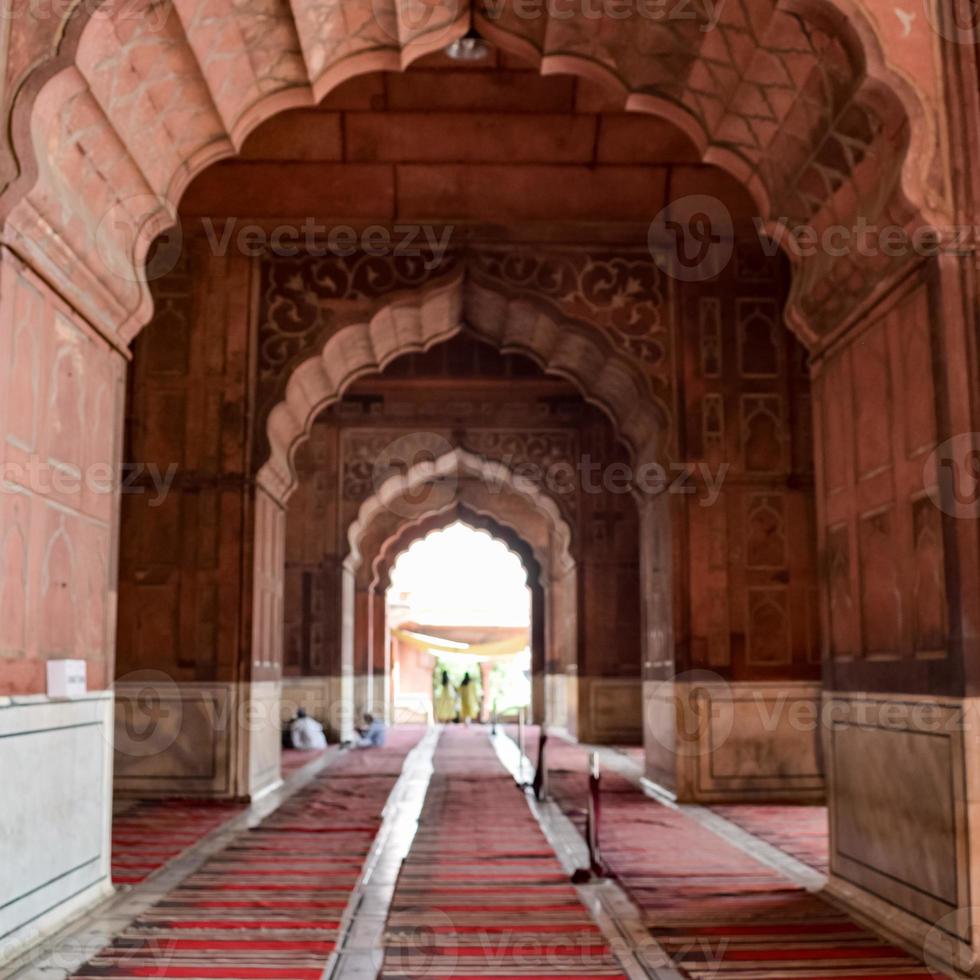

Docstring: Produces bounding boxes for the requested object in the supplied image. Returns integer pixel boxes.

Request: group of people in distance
[287,667,481,748]
[288,708,386,750]
[435,669,480,724]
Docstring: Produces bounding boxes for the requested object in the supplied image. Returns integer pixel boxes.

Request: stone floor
[1,725,951,980]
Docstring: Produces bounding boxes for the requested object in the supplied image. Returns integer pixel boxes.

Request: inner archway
[386,521,532,726]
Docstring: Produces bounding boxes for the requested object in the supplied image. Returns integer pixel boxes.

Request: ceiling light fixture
[445,24,490,61]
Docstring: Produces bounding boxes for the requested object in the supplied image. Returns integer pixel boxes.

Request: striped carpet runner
[72,727,424,979]
[381,726,626,979]
[540,737,940,979]
[112,801,244,885]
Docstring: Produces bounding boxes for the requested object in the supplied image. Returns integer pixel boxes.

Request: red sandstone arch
[0,0,943,348]
[260,273,669,503]
[342,447,578,726]
[372,505,544,595]
[345,446,575,585]
[372,506,550,721]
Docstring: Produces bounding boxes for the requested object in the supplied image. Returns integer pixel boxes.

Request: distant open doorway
[386,522,532,726]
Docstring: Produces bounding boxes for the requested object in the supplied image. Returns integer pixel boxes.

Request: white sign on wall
[46,660,87,699]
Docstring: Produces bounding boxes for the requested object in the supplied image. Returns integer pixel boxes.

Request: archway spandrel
[253,259,671,498]
[259,250,462,388]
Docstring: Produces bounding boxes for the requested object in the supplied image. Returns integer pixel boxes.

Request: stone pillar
[351,584,372,725]
[639,494,678,789]
[815,254,980,972]
[530,580,546,725]
[546,566,578,735]
[113,245,282,800]
[367,590,389,721]
[479,660,494,723]
[338,564,356,742]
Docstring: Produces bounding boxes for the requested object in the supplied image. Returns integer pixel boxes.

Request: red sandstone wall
[674,249,819,683]
[815,273,950,693]
[0,251,125,695]
[117,243,264,685]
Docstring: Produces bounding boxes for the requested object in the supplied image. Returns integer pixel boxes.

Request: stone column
[113,245,283,800]
[351,584,372,725]
[814,252,980,973]
[367,590,389,721]
[479,660,494,723]
[530,580,546,725]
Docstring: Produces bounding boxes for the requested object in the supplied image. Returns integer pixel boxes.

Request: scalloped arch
[260,271,668,503]
[346,447,575,588]
[371,504,545,594]
[0,0,941,348]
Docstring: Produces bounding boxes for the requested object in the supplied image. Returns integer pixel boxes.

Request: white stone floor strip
[491,732,686,980]
[324,726,440,980]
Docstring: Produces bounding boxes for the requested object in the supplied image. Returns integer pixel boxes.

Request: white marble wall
[114,680,283,800]
[824,692,980,976]
[578,677,642,744]
[0,693,113,966]
[643,679,824,802]
[246,680,282,798]
[546,671,576,736]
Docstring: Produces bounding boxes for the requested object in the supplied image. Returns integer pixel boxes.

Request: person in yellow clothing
[459,672,480,725]
[434,670,457,724]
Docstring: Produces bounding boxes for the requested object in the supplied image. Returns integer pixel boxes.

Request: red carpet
[710,803,830,873]
[281,747,327,774]
[539,736,940,979]
[381,726,626,978]
[73,727,425,979]
[112,801,244,885]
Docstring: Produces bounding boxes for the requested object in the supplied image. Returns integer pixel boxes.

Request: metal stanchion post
[517,707,526,784]
[572,751,608,882]
[532,727,548,800]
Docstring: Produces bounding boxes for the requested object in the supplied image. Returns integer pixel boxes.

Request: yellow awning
[391,627,528,659]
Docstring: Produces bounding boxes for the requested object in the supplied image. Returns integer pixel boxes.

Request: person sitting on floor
[355,712,387,748]
[289,708,327,750]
